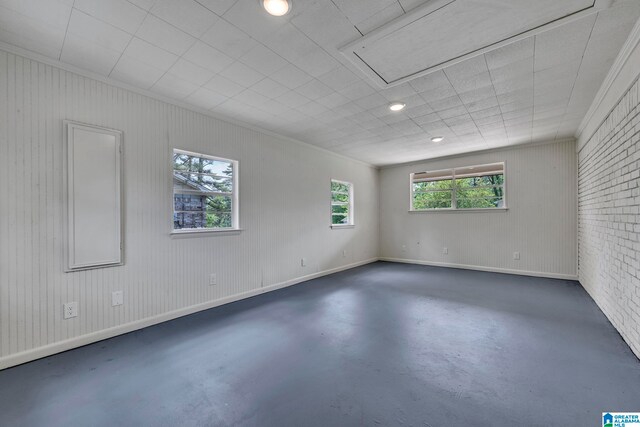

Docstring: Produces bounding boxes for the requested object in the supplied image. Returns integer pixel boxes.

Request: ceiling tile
[199,18,257,59]
[218,61,264,86]
[66,8,131,52]
[195,0,238,16]
[110,55,165,88]
[60,34,122,75]
[222,0,289,40]
[0,0,72,29]
[270,63,314,89]
[152,72,199,98]
[331,0,398,26]
[239,44,288,75]
[135,14,195,55]
[295,79,334,100]
[485,38,534,70]
[121,37,177,71]
[292,0,361,48]
[0,5,68,58]
[250,78,290,99]
[204,74,246,97]
[127,0,156,11]
[167,58,215,86]
[355,2,404,34]
[74,0,146,33]
[182,41,234,73]
[534,14,596,71]
[150,0,217,38]
[275,90,312,108]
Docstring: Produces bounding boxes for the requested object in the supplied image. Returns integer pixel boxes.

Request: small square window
[173,149,238,232]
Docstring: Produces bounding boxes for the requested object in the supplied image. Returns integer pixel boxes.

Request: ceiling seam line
[554,13,598,141]
[59,0,76,61]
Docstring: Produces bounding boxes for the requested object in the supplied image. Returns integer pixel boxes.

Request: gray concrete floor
[1,262,639,426]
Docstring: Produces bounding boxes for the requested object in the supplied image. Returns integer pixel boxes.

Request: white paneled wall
[0,50,378,368]
[379,140,578,278]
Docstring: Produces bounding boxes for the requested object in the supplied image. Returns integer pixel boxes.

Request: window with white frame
[411,163,505,211]
[172,149,238,231]
[331,179,354,226]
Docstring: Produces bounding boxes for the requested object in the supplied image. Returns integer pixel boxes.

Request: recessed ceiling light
[431,136,444,143]
[389,102,406,112]
[262,0,290,16]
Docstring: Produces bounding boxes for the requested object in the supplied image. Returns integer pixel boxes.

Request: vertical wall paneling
[0,50,379,368]
[378,140,578,278]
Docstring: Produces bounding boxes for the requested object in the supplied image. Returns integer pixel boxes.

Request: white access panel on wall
[66,121,123,271]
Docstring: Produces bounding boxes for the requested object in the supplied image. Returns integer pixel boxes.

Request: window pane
[413,179,453,191]
[456,187,503,200]
[205,195,232,213]
[331,181,350,193]
[456,174,504,188]
[413,191,452,209]
[206,212,232,228]
[332,192,349,203]
[332,214,348,225]
[174,194,233,229]
[174,194,204,211]
[457,197,504,209]
[173,172,232,193]
[332,204,349,215]
[173,154,232,176]
[173,212,206,229]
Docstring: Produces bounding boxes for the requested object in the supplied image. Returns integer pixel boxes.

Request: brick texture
[578,78,640,358]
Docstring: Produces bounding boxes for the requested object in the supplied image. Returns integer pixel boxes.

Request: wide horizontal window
[411,163,505,211]
[173,149,238,231]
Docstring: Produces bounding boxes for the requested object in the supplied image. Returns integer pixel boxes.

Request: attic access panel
[340,0,612,88]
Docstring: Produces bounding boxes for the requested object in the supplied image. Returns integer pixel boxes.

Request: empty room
[1,0,640,425]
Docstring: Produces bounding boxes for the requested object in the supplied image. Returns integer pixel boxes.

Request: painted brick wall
[578,77,640,358]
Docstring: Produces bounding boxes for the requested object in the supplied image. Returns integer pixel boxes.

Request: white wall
[0,50,379,369]
[379,140,578,279]
[577,19,640,358]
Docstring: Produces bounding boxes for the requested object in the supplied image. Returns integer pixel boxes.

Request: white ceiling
[0,0,638,165]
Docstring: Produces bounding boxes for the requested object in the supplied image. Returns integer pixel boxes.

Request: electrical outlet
[209,273,217,286]
[342,250,347,258]
[301,258,307,267]
[513,251,520,260]
[63,302,78,319]
[112,291,123,307]
[402,245,407,252]
[443,247,448,254]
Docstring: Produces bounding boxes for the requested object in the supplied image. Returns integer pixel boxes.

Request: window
[331,179,354,226]
[411,162,505,211]
[172,149,238,232]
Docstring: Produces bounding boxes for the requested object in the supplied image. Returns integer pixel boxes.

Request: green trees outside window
[411,163,505,211]
[173,150,237,230]
[331,180,353,225]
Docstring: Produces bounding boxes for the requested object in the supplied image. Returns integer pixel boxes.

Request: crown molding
[0,41,377,170]
[575,16,640,150]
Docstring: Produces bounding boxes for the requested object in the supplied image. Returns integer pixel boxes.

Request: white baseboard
[0,258,377,370]
[379,257,578,280]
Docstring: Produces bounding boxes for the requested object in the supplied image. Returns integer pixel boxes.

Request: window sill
[409,207,508,213]
[331,224,355,229]
[171,228,243,237]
